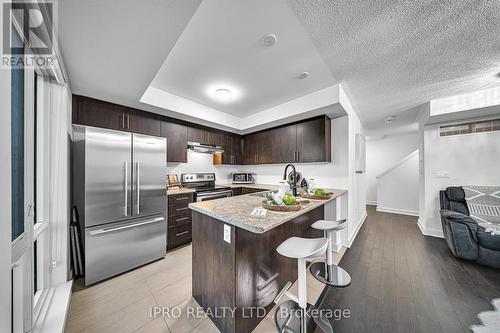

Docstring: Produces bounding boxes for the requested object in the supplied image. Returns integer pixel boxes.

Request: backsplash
[167,150,237,184]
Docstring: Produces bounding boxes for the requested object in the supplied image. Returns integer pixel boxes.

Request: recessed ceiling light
[385,115,396,124]
[262,34,277,47]
[297,72,310,79]
[214,88,232,101]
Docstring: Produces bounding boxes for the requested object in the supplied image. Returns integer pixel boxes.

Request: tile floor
[65,244,346,333]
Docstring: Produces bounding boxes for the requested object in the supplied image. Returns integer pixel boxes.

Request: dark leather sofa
[440,187,500,269]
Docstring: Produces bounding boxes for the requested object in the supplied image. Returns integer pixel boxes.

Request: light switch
[224,224,231,243]
[436,171,450,178]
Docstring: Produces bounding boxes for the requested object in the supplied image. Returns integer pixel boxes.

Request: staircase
[375,149,419,216]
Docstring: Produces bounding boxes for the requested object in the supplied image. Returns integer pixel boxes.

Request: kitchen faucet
[283,164,297,196]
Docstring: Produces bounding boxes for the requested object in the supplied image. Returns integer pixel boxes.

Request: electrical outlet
[223,224,231,243]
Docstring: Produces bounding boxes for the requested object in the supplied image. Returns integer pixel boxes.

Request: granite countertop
[166,187,195,196]
[189,188,347,234]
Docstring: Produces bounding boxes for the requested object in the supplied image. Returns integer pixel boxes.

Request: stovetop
[180,172,231,193]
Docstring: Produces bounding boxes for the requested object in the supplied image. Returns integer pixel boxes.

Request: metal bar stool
[309,219,351,288]
[274,237,333,333]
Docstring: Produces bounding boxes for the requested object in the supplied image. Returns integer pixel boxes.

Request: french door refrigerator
[72,125,167,285]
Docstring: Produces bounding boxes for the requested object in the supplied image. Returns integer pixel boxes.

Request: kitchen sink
[249,190,277,198]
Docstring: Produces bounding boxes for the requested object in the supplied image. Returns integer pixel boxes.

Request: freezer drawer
[85,216,166,285]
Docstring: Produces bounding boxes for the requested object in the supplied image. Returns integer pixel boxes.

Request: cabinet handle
[297,151,299,162]
[176,197,189,201]
[122,114,125,128]
[176,217,189,222]
[176,207,189,211]
[176,231,189,236]
[127,115,130,129]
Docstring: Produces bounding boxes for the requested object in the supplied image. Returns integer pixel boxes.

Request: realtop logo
[2,1,55,68]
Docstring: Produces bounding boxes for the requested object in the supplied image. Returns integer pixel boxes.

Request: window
[11,26,25,242]
[440,118,500,136]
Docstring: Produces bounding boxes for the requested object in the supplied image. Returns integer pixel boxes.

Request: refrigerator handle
[136,162,140,214]
[89,217,165,236]
[124,162,128,216]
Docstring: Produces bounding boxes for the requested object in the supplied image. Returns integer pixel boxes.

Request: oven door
[196,189,233,202]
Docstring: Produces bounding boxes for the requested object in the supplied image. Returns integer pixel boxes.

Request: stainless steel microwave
[232,172,254,184]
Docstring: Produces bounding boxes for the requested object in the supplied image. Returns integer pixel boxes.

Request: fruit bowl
[262,200,302,212]
[300,192,332,200]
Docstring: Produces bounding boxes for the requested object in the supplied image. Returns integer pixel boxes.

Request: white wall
[340,88,367,246]
[242,116,349,189]
[167,150,238,184]
[376,151,419,215]
[365,132,418,204]
[0,38,12,332]
[419,121,500,237]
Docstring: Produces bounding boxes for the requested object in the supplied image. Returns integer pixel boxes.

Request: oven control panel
[181,173,215,183]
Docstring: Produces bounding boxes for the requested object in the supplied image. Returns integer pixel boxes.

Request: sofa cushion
[477,226,500,251]
[447,187,466,202]
[446,187,469,215]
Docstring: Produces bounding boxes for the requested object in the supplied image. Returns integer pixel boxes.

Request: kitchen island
[189,188,346,333]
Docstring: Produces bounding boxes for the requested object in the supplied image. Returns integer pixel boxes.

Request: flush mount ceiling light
[214,88,232,101]
[262,34,277,47]
[297,71,310,79]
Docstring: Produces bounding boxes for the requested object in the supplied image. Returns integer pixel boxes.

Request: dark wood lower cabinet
[192,207,324,333]
[167,193,194,250]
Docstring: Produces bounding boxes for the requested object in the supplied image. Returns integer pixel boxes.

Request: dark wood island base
[192,207,324,333]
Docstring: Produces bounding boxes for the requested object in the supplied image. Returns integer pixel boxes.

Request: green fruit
[282,194,297,205]
[314,188,327,196]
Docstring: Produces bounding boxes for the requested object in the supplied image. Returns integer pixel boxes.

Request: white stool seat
[276,237,328,259]
[311,219,347,231]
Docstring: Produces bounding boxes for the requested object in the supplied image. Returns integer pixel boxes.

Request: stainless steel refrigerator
[72,125,167,285]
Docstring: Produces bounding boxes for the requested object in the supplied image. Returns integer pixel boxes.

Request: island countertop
[189,188,347,234]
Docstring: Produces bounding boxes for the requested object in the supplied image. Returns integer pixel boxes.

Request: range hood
[187,141,224,154]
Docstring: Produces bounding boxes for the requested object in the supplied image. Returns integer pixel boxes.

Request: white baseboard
[417,219,444,238]
[376,206,419,217]
[365,201,377,206]
[345,211,368,248]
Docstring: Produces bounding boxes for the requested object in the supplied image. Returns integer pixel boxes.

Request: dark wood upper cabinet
[161,121,188,163]
[296,116,331,163]
[74,95,123,130]
[231,135,243,165]
[271,124,296,164]
[187,126,209,144]
[242,132,259,165]
[126,108,161,137]
[73,95,331,166]
[73,95,161,137]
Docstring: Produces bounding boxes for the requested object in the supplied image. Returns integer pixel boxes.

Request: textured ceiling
[287,0,500,129]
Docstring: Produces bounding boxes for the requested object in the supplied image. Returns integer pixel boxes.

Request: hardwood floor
[318,205,500,333]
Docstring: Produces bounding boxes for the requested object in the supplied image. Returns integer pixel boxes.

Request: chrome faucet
[283,164,297,196]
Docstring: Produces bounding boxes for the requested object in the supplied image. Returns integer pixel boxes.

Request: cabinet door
[124,108,160,136]
[206,129,223,146]
[219,133,233,164]
[187,126,208,144]
[296,116,331,163]
[161,121,188,163]
[243,133,259,164]
[75,96,123,130]
[269,125,296,164]
[255,131,273,164]
[231,135,243,165]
